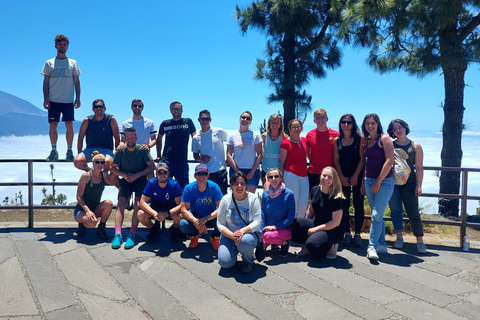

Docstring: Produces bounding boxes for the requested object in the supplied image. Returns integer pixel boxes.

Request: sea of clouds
[0,131,479,215]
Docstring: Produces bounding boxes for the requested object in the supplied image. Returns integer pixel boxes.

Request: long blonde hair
[322,166,345,200]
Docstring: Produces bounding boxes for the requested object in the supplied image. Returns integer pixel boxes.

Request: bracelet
[205,215,209,222]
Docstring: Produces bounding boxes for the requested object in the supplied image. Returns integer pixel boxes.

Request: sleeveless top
[364,137,393,179]
[74,171,106,212]
[262,134,283,172]
[86,114,114,151]
[394,140,417,184]
[337,135,362,177]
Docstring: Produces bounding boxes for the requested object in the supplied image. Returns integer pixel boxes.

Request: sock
[51,144,57,152]
[99,222,106,228]
[115,225,121,235]
[67,145,72,151]
[130,225,138,234]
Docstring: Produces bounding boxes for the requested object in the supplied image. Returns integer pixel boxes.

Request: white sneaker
[394,236,404,249]
[367,246,379,260]
[417,241,427,254]
[326,243,338,259]
[376,244,388,254]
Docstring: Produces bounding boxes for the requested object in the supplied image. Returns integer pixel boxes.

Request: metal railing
[1,159,479,247]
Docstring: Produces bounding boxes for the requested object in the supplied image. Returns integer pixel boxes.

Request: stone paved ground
[1,222,479,320]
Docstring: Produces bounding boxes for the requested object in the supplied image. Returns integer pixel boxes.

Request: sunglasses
[171,107,182,111]
[196,172,208,176]
[268,175,280,179]
[341,120,353,125]
[241,116,251,121]
[157,171,168,175]
[133,104,143,108]
[93,105,104,109]
[200,117,211,121]
[94,160,106,165]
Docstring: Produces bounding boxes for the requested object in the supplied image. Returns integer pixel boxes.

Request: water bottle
[463,234,470,252]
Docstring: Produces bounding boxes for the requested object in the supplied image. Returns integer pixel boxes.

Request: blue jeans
[179,218,220,238]
[217,233,257,268]
[389,177,424,237]
[364,176,394,248]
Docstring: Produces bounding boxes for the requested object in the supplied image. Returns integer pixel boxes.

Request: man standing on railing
[42,34,81,162]
[110,128,155,250]
[74,99,120,176]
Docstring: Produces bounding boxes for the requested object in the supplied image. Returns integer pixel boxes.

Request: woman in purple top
[361,114,394,261]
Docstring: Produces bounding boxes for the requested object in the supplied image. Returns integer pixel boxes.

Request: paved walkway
[1,222,479,320]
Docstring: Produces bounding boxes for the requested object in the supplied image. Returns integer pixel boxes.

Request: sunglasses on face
[133,104,143,108]
[196,172,208,177]
[200,117,211,121]
[93,105,104,109]
[171,107,182,111]
[94,160,106,165]
[241,116,251,121]
[268,175,280,179]
[157,171,168,175]
[341,120,353,125]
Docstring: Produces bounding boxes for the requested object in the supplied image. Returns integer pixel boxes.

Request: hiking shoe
[77,223,86,237]
[353,234,363,247]
[210,236,220,250]
[376,244,388,254]
[279,242,290,257]
[189,235,199,248]
[241,262,254,274]
[326,243,338,259]
[46,150,59,162]
[417,241,427,254]
[96,223,108,240]
[111,233,122,249]
[394,236,404,249]
[342,233,352,246]
[169,225,180,242]
[124,233,136,249]
[146,227,158,244]
[295,246,310,257]
[367,246,379,260]
[65,149,74,161]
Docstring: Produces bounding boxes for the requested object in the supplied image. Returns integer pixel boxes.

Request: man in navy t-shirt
[180,164,223,250]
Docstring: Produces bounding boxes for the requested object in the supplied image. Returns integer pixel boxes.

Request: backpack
[393,148,411,185]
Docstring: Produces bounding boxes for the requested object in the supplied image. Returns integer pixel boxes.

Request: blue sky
[1,1,479,134]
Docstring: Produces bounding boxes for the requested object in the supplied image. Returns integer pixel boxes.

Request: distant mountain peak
[0,90,46,116]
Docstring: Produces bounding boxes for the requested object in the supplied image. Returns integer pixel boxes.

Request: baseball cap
[156,162,169,172]
[195,164,208,174]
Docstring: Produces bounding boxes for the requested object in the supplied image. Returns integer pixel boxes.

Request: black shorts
[48,101,75,123]
[118,177,148,199]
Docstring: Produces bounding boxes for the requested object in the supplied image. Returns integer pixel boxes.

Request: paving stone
[90,245,194,320]
[54,247,128,300]
[39,229,81,256]
[78,292,150,320]
[9,228,38,240]
[140,256,256,320]
[15,240,77,313]
[423,249,480,270]
[415,259,462,276]
[296,262,409,303]
[464,292,480,306]
[165,250,302,319]
[340,249,458,307]
[0,257,38,317]
[0,236,16,263]
[269,263,392,320]
[387,299,467,320]
[45,305,87,320]
[295,292,361,320]
[448,301,480,319]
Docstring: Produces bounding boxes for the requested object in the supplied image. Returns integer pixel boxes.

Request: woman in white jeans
[280,119,309,219]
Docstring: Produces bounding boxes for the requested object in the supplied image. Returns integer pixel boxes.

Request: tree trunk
[282,31,297,135]
[438,67,465,217]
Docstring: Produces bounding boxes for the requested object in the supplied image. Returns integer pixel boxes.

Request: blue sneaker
[111,233,122,249]
[124,233,136,249]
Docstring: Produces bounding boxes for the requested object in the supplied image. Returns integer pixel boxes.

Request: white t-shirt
[41,58,81,103]
[191,127,228,173]
[121,117,157,145]
[227,130,262,169]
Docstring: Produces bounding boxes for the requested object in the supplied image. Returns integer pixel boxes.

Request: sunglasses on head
[268,174,280,179]
[94,160,106,165]
[196,172,208,176]
[341,120,353,125]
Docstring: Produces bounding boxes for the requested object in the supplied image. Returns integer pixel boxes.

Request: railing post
[460,170,468,248]
[28,160,34,228]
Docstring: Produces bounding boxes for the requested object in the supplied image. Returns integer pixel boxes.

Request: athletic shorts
[79,148,114,162]
[48,101,75,123]
[118,177,148,199]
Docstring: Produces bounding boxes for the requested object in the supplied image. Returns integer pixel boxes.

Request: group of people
[44,34,426,274]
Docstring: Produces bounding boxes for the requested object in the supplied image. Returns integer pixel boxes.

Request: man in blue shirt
[180,164,223,250]
[138,162,183,243]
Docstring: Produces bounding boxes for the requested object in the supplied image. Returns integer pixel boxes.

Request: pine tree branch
[458,12,480,43]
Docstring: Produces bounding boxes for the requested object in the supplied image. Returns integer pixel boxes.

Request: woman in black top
[74,151,113,239]
[333,114,365,247]
[291,166,345,259]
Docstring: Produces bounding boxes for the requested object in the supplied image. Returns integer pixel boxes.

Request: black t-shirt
[159,118,196,162]
[309,185,343,227]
